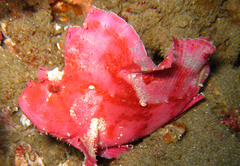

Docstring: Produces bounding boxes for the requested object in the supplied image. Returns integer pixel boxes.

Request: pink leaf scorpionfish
[18,6,215,166]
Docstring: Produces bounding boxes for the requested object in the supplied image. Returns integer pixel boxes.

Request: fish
[18,6,215,166]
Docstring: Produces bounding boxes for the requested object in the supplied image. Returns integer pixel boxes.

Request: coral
[159,123,186,143]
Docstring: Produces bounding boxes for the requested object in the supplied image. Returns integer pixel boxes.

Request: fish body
[18,6,215,166]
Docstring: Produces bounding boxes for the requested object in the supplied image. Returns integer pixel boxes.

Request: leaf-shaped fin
[64,6,172,76]
[98,145,133,159]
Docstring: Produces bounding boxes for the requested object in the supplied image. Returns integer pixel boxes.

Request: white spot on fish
[46,92,52,102]
[83,22,88,29]
[132,74,137,78]
[70,108,77,117]
[127,73,151,106]
[88,85,95,90]
[110,94,114,98]
[48,67,64,81]
[98,118,106,132]
[139,101,147,107]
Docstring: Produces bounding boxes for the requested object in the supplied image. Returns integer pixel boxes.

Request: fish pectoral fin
[175,93,205,119]
[98,144,133,159]
[78,118,101,166]
[78,137,98,166]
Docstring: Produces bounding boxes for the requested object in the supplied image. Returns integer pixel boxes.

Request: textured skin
[18,6,215,166]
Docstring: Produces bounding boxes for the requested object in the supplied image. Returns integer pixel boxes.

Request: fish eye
[48,83,61,93]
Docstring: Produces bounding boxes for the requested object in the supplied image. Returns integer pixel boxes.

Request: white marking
[70,108,76,117]
[81,118,107,163]
[86,118,99,157]
[139,101,147,107]
[46,92,52,102]
[67,133,70,137]
[98,118,106,132]
[88,85,95,90]
[83,22,88,29]
[127,73,150,107]
[90,8,94,13]
[110,94,114,97]
[132,74,137,78]
[48,67,64,81]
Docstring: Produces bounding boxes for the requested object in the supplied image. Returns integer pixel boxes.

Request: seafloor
[0,0,239,165]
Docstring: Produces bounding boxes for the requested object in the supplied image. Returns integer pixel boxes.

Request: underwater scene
[0,0,239,165]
